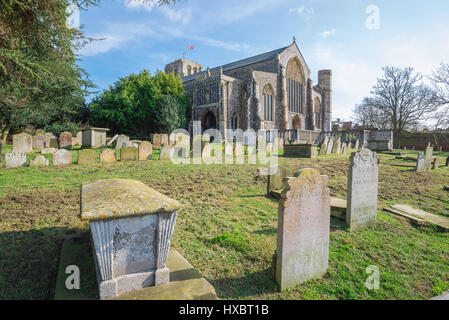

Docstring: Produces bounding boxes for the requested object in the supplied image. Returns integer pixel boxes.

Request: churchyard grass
[0,146,448,299]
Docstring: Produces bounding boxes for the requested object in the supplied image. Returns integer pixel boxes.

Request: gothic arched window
[263,84,274,122]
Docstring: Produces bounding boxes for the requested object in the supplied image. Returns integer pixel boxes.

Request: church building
[165,38,332,140]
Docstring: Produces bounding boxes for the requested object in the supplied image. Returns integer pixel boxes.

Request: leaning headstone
[424,144,433,170]
[152,134,161,150]
[120,146,138,161]
[267,166,287,195]
[53,149,72,166]
[59,132,73,149]
[319,137,328,156]
[5,152,27,168]
[13,133,33,153]
[78,149,97,165]
[139,141,153,161]
[201,142,212,163]
[274,168,330,291]
[115,135,130,150]
[33,134,45,150]
[341,143,348,155]
[159,145,174,160]
[332,138,341,154]
[416,152,425,171]
[346,148,379,231]
[354,139,360,150]
[107,134,118,146]
[30,155,49,168]
[100,149,116,163]
[80,179,181,299]
[432,157,440,170]
[325,137,334,155]
[169,133,176,146]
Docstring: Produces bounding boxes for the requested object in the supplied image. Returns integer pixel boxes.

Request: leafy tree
[89,70,190,138]
[353,66,438,148]
[0,0,177,143]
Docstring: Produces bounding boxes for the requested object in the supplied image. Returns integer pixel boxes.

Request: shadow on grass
[0,227,91,300]
[209,268,278,299]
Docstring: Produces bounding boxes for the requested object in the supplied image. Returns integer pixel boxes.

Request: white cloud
[160,7,192,24]
[319,29,337,38]
[124,0,157,11]
[289,6,314,21]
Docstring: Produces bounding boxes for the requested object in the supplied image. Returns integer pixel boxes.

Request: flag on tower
[187,45,195,50]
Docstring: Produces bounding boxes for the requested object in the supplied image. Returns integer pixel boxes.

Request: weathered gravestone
[115,135,130,150]
[159,146,174,160]
[41,147,57,155]
[354,139,360,150]
[346,148,379,231]
[432,157,440,170]
[33,134,45,150]
[120,146,138,161]
[5,151,27,168]
[30,155,49,168]
[424,144,433,170]
[319,136,328,156]
[80,179,181,299]
[201,143,212,163]
[76,132,83,145]
[100,149,117,163]
[50,138,59,148]
[78,149,97,165]
[152,134,161,150]
[107,134,119,146]
[332,138,341,154]
[225,143,234,156]
[161,134,169,146]
[139,141,153,161]
[274,168,330,291]
[325,137,334,155]
[169,133,176,146]
[13,133,33,153]
[44,133,56,148]
[53,149,72,166]
[267,166,288,196]
[341,143,348,155]
[416,152,425,171]
[59,132,73,149]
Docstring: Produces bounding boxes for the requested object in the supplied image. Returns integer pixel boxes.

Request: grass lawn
[0,145,448,300]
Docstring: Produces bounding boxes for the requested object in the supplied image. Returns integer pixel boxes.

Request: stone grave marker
[13,133,33,153]
[41,147,57,155]
[120,146,138,161]
[44,133,56,147]
[169,133,176,146]
[30,155,49,168]
[115,135,130,150]
[319,137,328,156]
[346,148,379,231]
[59,132,73,149]
[107,134,119,146]
[332,138,341,154]
[80,179,181,299]
[424,144,433,170]
[341,142,348,155]
[33,134,45,150]
[274,168,330,291]
[139,141,153,161]
[152,134,161,149]
[159,145,174,160]
[35,129,45,135]
[416,152,425,171]
[161,134,169,146]
[432,157,440,169]
[325,137,334,155]
[100,149,117,163]
[76,132,83,145]
[53,149,72,166]
[354,139,360,150]
[5,151,27,168]
[78,149,97,165]
[50,138,59,148]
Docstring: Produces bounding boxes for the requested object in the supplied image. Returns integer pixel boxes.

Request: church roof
[182,45,289,82]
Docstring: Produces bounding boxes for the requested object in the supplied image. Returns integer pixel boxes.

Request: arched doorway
[202,111,217,131]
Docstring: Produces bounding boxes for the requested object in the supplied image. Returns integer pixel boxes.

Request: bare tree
[353,66,438,148]
[430,63,449,133]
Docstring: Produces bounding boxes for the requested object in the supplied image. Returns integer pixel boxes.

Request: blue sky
[76,0,449,121]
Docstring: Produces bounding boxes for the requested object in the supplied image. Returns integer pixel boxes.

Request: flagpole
[183,40,186,60]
